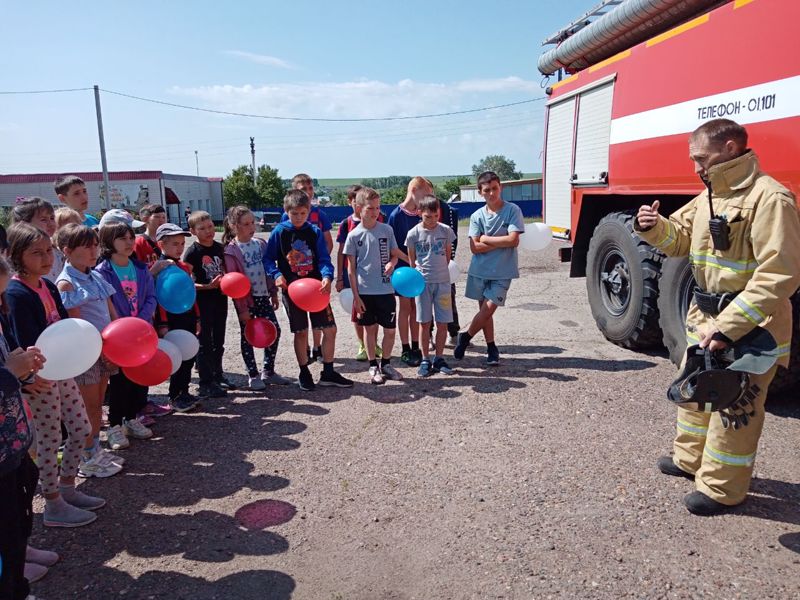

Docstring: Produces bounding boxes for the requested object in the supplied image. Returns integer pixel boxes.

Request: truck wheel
[770,290,800,397]
[586,212,663,349]
[657,257,695,366]
[659,260,799,398]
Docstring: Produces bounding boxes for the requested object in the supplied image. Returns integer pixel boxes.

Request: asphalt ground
[31,229,800,599]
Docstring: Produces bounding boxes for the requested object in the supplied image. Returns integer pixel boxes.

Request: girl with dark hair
[5,223,103,528]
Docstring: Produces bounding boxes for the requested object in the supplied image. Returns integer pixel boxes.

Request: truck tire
[586,212,663,349]
[658,260,799,397]
[657,257,695,366]
[770,291,800,397]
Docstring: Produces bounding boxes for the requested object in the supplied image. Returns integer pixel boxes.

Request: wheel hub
[599,247,630,316]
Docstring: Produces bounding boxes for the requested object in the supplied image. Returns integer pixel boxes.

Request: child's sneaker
[248,376,266,391]
[78,454,122,478]
[59,486,106,511]
[98,448,125,466]
[123,417,153,440]
[298,369,315,391]
[141,401,173,418]
[312,347,324,363]
[198,382,228,398]
[136,413,156,427]
[24,562,48,584]
[106,425,129,450]
[262,372,293,385]
[417,359,433,378]
[216,375,238,391]
[356,343,368,362]
[409,348,423,367]
[43,498,97,528]
[486,345,500,366]
[319,371,354,388]
[453,333,470,360]
[369,365,385,385]
[433,357,454,375]
[381,363,404,381]
[172,393,199,413]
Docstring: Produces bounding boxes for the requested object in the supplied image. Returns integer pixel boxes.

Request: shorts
[282,290,337,334]
[355,294,396,329]
[415,282,453,323]
[75,355,118,386]
[465,275,511,307]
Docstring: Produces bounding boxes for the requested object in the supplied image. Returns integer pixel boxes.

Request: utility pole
[93,85,111,210]
[195,150,199,176]
[250,137,257,186]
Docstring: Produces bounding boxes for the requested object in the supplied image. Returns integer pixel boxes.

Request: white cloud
[168,76,541,121]
[223,50,295,69]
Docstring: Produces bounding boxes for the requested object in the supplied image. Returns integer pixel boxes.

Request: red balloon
[220,272,251,299]
[244,318,278,349]
[123,349,172,386]
[102,317,158,367]
[287,278,330,313]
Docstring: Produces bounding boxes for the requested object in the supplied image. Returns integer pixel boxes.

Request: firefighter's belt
[693,288,741,316]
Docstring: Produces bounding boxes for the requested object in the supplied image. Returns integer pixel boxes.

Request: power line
[99,87,546,122]
[0,105,542,160]
[0,87,93,95]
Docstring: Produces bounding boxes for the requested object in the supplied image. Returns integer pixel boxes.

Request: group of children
[0,170,524,599]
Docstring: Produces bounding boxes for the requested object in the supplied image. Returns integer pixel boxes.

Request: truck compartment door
[544,96,576,233]
[573,81,614,185]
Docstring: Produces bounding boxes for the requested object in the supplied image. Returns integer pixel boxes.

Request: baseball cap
[156,222,191,241]
[99,208,145,229]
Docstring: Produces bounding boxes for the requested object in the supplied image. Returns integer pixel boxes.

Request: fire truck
[538,0,800,392]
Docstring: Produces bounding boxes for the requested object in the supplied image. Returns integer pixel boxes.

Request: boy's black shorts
[282,290,336,334]
[356,293,396,328]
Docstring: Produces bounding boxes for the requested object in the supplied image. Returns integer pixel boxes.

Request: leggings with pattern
[23,378,91,495]
[239,295,281,378]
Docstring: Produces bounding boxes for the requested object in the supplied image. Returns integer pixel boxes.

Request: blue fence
[258,200,541,224]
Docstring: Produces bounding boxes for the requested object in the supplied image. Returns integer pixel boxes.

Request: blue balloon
[391,266,425,298]
[156,266,196,313]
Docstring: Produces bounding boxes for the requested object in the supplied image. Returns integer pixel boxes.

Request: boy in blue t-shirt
[388,176,434,367]
[453,171,525,366]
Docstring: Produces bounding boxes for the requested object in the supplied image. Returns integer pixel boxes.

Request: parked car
[257,211,282,232]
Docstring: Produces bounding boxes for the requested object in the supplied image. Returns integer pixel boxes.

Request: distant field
[316,173,541,188]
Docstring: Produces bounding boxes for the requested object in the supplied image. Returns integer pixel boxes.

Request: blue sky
[1,0,592,179]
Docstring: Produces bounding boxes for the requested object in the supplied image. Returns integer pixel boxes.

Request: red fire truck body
[540,0,800,389]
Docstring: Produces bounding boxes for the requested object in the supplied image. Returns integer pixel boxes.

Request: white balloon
[448,261,461,284]
[163,329,199,361]
[157,339,183,375]
[339,288,354,313]
[36,318,102,381]
[519,223,552,251]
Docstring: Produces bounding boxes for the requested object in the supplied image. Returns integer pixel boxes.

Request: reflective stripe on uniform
[704,444,755,467]
[677,419,708,437]
[777,342,791,357]
[731,296,766,325]
[656,221,677,248]
[686,330,701,344]
[689,252,758,274]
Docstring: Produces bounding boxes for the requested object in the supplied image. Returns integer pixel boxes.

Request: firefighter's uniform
[638,151,800,505]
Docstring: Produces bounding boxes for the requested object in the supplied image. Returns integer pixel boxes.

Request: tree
[380,187,407,204]
[471,155,522,181]
[361,175,412,190]
[256,165,286,208]
[223,165,259,208]
[442,176,473,200]
[223,164,285,209]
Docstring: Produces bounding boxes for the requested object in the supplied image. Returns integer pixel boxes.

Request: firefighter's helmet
[667,345,750,413]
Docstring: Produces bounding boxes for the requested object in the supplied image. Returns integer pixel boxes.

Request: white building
[0,171,225,225]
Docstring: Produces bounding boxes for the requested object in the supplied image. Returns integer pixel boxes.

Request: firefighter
[635,118,800,515]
